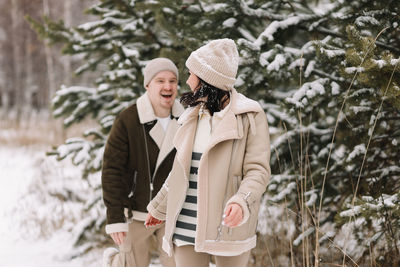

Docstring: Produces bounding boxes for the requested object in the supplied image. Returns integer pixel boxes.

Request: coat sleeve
[225,111,271,226]
[102,115,130,226]
[146,172,170,221]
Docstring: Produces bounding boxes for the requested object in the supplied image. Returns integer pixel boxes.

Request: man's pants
[110,219,176,267]
[174,245,250,267]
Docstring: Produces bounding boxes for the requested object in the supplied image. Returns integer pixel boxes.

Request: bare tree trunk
[42,0,56,106]
[24,29,35,121]
[63,0,72,86]
[11,0,24,124]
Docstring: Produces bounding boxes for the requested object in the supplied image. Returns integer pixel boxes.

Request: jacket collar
[137,92,184,124]
[136,92,184,173]
[173,88,263,178]
[177,88,262,125]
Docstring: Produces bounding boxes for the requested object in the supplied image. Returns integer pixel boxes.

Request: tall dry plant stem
[284,197,295,267]
[351,60,398,206]
[345,57,399,264]
[314,27,390,267]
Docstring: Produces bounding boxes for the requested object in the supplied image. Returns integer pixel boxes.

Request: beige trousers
[173,245,250,267]
[110,219,176,267]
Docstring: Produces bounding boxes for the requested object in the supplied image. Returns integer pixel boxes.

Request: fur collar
[137,92,184,124]
[177,88,262,125]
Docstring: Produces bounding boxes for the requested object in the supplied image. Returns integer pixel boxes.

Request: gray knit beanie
[143,58,179,87]
[185,38,239,91]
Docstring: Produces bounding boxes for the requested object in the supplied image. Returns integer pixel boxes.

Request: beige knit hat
[185,38,239,91]
[143,58,179,87]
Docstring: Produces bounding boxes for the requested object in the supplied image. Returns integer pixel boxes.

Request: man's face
[146,70,178,111]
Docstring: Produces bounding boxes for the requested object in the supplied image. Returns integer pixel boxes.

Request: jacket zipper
[142,124,154,202]
[216,141,237,241]
[128,171,138,198]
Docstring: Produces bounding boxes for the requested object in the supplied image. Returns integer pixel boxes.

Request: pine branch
[302,26,400,54]
[310,69,346,84]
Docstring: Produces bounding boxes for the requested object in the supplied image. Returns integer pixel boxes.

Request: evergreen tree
[260,0,400,265]
[31,0,400,264]
[28,0,169,250]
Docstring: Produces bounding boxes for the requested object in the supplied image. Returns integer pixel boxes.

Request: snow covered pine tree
[30,0,399,265]
[28,0,175,253]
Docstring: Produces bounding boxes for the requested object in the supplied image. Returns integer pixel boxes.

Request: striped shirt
[173,103,230,246]
[173,152,201,245]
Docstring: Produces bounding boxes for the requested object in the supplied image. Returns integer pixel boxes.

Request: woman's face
[186,71,200,92]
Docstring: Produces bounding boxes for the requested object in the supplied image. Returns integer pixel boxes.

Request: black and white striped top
[172,104,228,246]
[172,152,201,245]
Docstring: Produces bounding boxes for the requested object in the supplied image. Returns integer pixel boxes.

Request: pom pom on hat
[185,38,239,91]
[143,58,179,87]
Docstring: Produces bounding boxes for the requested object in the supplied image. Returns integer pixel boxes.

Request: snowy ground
[0,145,170,267]
[0,145,105,267]
[0,145,215,267]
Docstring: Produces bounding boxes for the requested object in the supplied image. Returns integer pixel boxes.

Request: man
[101,58,183,267]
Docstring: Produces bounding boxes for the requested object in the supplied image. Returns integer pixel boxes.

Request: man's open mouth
[161,94,172,99]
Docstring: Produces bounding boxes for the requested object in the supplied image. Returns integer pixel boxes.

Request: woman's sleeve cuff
[105,223,129,234]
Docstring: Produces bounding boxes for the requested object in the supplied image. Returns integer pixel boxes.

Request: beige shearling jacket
[147,88,271,257]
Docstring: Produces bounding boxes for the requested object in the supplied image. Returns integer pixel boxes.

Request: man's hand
[145,213,164,228]
[223,203,243,227]
[110,232,127,246]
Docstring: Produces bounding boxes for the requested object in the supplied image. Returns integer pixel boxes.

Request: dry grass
[0,110,97,147]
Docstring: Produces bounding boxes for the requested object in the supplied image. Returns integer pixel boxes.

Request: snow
[293,227,314,246]
[331,81,340,95]
[288,58,305,70]
[254,15,308,46]
[202,3,229,13]
[320,47,346,58]
[346,143,366,162]
[339,206,362,217]
[259,50,274,67]
[238,27,256,41]
[355,16,380,27]
[304,60,315,77]
[222,18,236,28]
[162,7,175,15]
[122,46,140,58]
[286,78,328,108]
[0,146,102,267]
[391,58,400,66]
[0,146,164,267]
[267,54,286,72]
[344,66,365,74]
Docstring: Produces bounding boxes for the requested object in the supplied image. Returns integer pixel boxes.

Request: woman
[145,39,271,267]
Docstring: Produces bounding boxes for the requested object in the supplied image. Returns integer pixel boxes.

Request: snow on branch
[271,122,332,151]
[286,78,329,108]
[254,16,306,46]
[239,1,284,21]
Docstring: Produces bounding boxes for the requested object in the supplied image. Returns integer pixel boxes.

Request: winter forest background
[0,0,399,266]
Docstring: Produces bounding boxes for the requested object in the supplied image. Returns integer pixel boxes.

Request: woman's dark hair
[180,79,230,116]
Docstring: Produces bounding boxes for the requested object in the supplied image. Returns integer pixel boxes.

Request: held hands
[143,204,241,233]
[110,232,126,246]
[145,213,164,228]
[223,203,243,227]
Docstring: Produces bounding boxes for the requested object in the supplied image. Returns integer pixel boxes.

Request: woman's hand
[145,213,164,228]
[110,232,127,246]
[223,203,243,227]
